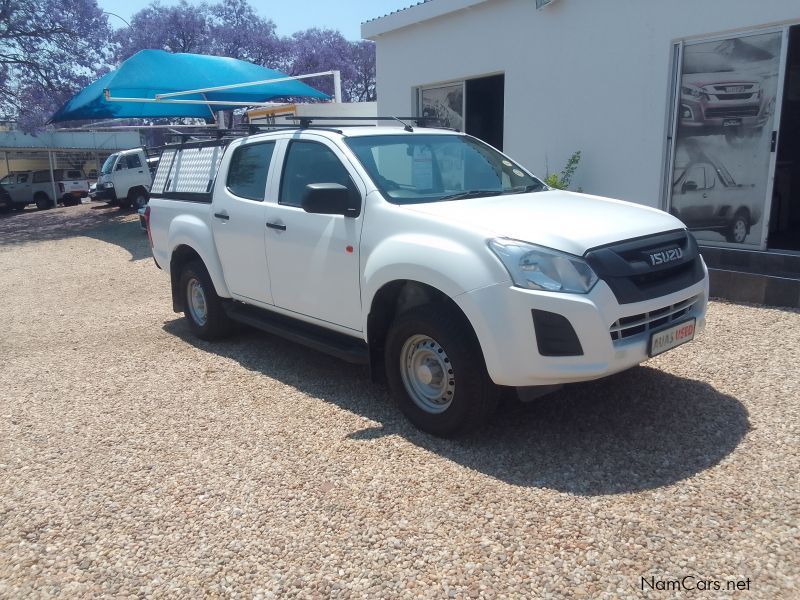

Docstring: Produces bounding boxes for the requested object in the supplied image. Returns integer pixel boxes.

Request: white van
[91,148,153,209]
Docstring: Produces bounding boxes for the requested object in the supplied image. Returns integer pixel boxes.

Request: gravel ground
[0,203,798,598]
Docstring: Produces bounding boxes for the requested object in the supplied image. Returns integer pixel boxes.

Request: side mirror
[301,183,360,217]
[682,181,698,193]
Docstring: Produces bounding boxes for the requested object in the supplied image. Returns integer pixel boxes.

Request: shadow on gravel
[0,203,150,261]
[163,318,750,496]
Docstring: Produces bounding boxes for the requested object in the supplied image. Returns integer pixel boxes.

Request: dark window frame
[225,140,276,202]
[278,139,360,211]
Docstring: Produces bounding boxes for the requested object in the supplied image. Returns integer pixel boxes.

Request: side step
[224,302,369,364]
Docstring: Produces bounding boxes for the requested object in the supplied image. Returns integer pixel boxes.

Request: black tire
[724,211,749,244]
[384,304,498,436]
[34,193,51,210]
[0,204,10,214]
[178,260,232,341]
[129,188,148,210]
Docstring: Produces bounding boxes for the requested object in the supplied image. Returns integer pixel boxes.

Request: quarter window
[226,142,275,201]
[279,141,357,208]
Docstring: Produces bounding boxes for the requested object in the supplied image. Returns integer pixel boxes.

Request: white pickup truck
[146,123,709,436]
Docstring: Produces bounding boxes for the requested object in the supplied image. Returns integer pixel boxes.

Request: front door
[211,140,277,305]
[6,173,31,203]
[264,138,364,331]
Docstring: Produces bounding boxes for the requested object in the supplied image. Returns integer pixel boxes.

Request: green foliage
[544,151,582,190]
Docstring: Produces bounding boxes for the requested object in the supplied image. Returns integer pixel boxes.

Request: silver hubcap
[734,219,747,242]
[187,278,208,326]
[399,334,455,414]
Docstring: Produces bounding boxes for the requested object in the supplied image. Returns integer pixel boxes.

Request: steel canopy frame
[103,70,343,115]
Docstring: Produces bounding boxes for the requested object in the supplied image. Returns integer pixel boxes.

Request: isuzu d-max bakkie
[146,122,708,436]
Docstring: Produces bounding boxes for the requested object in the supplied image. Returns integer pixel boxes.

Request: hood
[405,190,685,256]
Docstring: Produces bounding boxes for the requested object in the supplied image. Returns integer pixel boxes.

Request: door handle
[702,193,708,199]
[266,221,286,231]
[213,212,230,220]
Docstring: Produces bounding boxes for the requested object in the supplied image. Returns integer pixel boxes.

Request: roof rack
[152,115,457,151]
[286,115,453,131]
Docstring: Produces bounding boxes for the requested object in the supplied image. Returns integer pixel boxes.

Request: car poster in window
[671,31,782,247]
[420,84,464,131]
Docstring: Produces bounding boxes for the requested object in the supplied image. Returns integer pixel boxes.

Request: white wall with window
[364,0,800,251]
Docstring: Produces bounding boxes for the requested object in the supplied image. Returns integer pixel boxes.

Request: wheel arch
[366,279,484,383]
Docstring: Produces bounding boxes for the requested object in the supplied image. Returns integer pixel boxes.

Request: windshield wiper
[507,183,545,194]
[437,189,504,202]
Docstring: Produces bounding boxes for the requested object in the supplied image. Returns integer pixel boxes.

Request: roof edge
[362,0,491,39]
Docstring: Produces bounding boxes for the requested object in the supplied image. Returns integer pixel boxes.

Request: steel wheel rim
[734,219,747,243]
[399,334,455,414]
[187,278,208,326]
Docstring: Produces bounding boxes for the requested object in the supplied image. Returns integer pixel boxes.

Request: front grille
[584,230,705,304]
[705,106,760,118]
[714,93,754,100]
[610,295,700,342]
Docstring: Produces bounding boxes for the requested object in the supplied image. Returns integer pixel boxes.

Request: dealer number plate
[649,319,696,357]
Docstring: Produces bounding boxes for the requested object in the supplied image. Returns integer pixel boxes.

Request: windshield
[101,154,118,175]
[345,134,545,204]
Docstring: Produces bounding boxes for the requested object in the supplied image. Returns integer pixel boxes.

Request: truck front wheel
[34,193,51,210]
[384,304,498,436]
[179,260,232,340]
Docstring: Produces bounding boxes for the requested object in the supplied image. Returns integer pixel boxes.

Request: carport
[0,130,142,207]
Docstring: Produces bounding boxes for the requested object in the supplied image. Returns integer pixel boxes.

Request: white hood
[405,190,685,256]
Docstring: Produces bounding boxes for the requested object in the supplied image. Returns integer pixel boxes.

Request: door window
[226,142,275,200]
[279,141,357,208]
[32,171,50,183]
[16,173,28,183]
[125,154,142,169]
[683,165,709,191]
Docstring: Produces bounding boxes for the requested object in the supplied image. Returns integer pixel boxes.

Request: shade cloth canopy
[49,50,329,123]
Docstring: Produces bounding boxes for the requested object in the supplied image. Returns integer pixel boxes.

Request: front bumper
[90,186,117,202]
[455,266,709,387]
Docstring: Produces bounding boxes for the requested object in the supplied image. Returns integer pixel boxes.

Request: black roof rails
[285,115,453,131]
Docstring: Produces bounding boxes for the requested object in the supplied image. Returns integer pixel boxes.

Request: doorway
[769,24,800,251]
[465,74,505,151]
[419,74,505,150]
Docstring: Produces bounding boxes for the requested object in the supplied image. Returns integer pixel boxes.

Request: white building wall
[365,0,800,207]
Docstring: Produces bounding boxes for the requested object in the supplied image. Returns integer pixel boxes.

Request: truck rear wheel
[384,304,498,436]
[179,260,232,340]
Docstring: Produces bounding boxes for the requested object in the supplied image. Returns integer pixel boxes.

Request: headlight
[103,182,114,188]
[681,85,706,99]
[488,238,598,293]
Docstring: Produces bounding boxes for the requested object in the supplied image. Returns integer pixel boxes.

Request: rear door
[211,140,278,305]
[263,136,365,331]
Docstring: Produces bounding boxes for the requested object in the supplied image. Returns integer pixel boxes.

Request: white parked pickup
[146,124,709,436]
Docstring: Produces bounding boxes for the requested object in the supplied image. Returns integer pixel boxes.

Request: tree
[113,1,212,61]
[0,0,113,130]
[286,28,356,100]
[346,40,376,102]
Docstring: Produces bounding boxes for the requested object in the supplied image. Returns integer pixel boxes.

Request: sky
[97,0,415,40]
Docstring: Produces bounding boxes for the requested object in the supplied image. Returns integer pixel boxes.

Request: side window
[683,165,707,191]
[126,154,142,169]
[279,141,357,208]
[16,174,29,184]
[226,142,275,201]
[32,171,50,184]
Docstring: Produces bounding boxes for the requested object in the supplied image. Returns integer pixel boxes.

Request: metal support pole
[217,111,226,130]
[333,70,342,103]
[3,151,9,178]
[48,150,58,208]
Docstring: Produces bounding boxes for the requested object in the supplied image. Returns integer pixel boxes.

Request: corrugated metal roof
[362,1,433,25]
